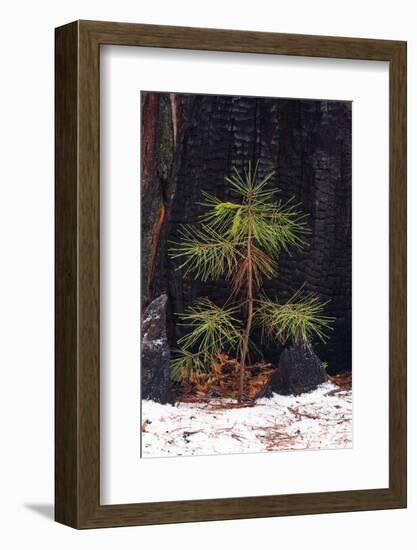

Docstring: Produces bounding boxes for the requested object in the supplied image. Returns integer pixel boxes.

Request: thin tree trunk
[238,192,254,402]
[238,257,253,402]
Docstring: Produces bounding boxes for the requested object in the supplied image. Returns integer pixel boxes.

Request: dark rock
[141,293,174,404]
[269,344,327,396]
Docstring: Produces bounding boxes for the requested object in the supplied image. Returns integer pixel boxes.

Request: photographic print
[141,92,352,458]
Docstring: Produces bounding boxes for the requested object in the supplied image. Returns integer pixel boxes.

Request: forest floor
[141,381,352,458]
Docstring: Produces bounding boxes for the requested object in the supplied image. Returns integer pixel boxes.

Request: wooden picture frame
[55,20,407,528]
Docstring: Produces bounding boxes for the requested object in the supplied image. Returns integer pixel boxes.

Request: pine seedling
[169,162,333,401]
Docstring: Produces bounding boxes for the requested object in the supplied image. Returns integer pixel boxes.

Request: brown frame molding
[55,20,407,529]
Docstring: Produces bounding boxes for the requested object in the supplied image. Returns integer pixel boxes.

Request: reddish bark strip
[141,93,158,191]
[147,202,166,301]
[169,93,177,145]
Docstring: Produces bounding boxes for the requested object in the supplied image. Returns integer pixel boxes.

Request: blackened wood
[271,344,327,396]
[55,20,407,529]
[158,95,351,374]
[141,294,174,404]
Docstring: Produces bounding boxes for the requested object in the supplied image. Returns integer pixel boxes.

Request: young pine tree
[169,162,333,402]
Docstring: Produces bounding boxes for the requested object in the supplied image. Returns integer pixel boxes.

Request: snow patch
[141,382,352,458]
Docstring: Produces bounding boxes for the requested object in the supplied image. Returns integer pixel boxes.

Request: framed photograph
[55,20,406,528]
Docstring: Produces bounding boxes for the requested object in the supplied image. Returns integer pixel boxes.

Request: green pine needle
[170,162,309,283]
[255,289,335,346]
[176,298,241,353]
[168,224,242,281]
[170,349,208,382]
[171,298,242,382]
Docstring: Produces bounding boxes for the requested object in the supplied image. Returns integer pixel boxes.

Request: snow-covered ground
[141,382,352,457]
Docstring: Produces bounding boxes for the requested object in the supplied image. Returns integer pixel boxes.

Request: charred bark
[141,294,174,404]
[268,344,328,396]
[141,93,352,376]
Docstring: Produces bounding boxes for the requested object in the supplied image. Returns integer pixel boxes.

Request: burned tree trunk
[141,93,352,378]
[141,294,174,404]
[269,344,327,396]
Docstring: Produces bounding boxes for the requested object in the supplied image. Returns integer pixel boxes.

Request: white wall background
[0,1,414,548]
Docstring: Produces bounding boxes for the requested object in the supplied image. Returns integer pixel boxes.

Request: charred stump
[141,93,352,377]
[269,343,327,396]
[141,293,174,404]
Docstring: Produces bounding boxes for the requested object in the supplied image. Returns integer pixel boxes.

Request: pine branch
[170,349,209,382]
[255,289,334,346]
[176,298,241,352]
[169,224,242,280]
[171,299,242,382]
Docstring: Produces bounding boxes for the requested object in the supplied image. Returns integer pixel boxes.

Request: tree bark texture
[269,343,328,396]
[141,293,174,404]
[141,93,352,376]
